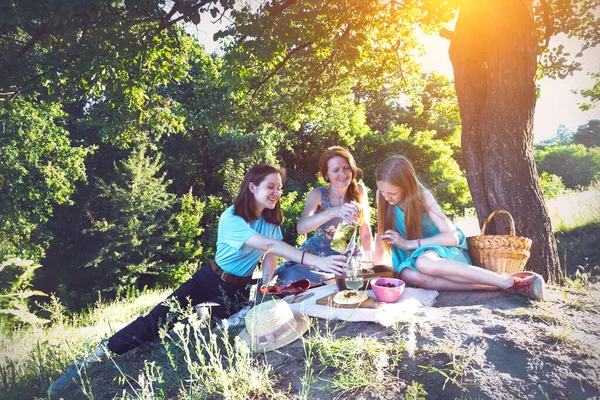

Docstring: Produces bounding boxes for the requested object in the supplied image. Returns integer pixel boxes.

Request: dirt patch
[262,285,600,399]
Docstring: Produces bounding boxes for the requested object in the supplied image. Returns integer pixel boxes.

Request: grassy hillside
[2,185,599,399]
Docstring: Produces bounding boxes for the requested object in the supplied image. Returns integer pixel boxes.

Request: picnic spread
[288,284,438,326]
[228,282,438,330]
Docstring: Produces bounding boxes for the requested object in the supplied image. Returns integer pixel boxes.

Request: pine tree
[85,146,178,292]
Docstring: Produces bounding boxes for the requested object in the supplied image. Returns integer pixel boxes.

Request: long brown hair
[234,164,285,225]
[319,146,365,224]
[376,155,426,253]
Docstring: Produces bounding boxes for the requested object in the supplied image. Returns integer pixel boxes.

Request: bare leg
[400,269,498,291]
[414,251,515,290]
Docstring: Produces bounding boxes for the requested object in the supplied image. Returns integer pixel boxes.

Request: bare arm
[421,190,460,247]
[373,234,389,266]
[357,183,373,252]
[261,252,278,282]
[245,232,346,275]
[296,188,360,234]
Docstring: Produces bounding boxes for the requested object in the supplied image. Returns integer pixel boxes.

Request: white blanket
[289,284,438,327]
[226,285,438,329]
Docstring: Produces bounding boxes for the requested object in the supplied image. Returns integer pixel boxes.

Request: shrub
[539,172,566,199]
[535,144,600,189]
[0,259,48,326]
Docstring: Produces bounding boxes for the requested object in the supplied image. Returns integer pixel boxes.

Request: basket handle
[480,209,516,236]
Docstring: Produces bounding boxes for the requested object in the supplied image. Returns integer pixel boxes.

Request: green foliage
[573,119,600,148]
[167,190,206,285]
[162,306,285,399]
[0,1,228,147]
[577,72,600,111]
[84,146,178,292]
[0,259,48,326]
[279,191,308,246]
[221,158,246,203]
[397,73,462,142]
[197,195,228,262]
[0,100,90,261]
[536,2,600,80]
[170,190,205,261]
[539,172,566,200]
[355,125,471,217]
[535,144,600,189]
[405,381,428,400]
[220,0,455,124]
[0,287,171,399]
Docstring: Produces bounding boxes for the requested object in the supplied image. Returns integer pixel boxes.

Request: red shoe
[505,275,543,300]
[511,272,545,301]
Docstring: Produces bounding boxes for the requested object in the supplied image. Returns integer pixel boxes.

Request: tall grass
[546,181,600,232]
[160,301,285,399]
[302,321,405,398]
[0,289,170,399]
[1,289,289,399]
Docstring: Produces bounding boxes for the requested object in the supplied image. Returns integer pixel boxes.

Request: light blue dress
[391,205,471,273]
[275,186,361,285]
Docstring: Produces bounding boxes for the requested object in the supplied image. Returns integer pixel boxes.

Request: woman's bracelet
[417,238,421,248]
[301,250,306,265]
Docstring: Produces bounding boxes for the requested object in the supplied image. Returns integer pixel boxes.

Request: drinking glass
[360,250,375,271]
[344,256,364,291]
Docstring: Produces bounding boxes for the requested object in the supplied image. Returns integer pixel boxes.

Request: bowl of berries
[370,278,405,303]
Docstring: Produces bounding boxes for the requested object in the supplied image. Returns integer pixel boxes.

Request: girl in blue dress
[374,155,544,300]
[275,146,373,285]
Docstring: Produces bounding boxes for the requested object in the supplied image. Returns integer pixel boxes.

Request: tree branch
[538,0,553,52]
[265,0,297,18]
[440,27,455,41]
[249,41,312,96]
[17,23,50,58]
[305,22,354,100]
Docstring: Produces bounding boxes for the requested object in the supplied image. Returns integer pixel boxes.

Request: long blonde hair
[376,155,426,253]
[320,146,366,225]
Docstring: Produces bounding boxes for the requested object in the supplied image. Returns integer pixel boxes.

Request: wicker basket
[466,210,532,274]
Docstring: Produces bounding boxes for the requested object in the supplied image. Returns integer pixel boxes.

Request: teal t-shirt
[215,206,283,277]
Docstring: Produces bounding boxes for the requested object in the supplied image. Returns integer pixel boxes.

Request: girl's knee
[414,252,440,272]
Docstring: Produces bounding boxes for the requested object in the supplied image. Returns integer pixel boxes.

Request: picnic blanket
[226,284,439,329]
[288,284,439,327]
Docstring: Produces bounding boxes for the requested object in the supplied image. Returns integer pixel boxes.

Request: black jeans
[107,262,250,355]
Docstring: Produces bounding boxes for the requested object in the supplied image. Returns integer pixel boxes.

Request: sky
[191,20,600,144]
[419,34,600,143]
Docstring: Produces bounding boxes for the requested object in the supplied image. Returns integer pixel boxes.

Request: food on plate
[333,289,368,305]
[260,284,281,294]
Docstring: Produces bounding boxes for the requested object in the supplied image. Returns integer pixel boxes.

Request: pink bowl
[370,278,405,303]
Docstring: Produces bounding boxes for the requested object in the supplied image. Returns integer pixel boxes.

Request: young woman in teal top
[101,164,346,356]
[374,155,544,300]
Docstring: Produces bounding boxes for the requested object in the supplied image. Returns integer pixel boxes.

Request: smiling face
[250,172,283,214]
[377,181,404,206]
[326,156,353,189]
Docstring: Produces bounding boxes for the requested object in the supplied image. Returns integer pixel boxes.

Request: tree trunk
[449,0,560,282]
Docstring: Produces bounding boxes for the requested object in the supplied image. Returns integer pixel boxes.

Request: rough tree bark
[448,0,560,282]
